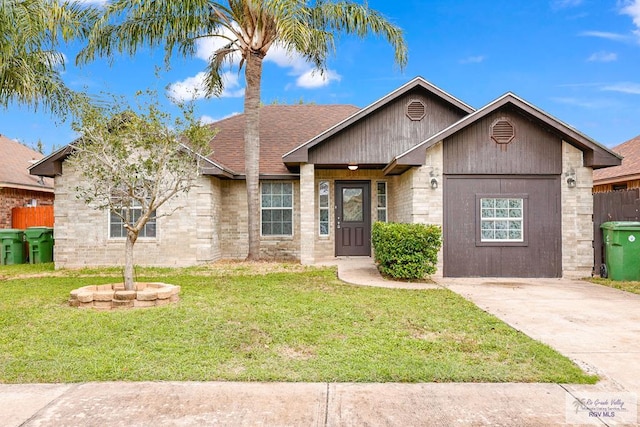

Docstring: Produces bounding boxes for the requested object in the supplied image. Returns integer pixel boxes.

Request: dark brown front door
[335,181,371,256]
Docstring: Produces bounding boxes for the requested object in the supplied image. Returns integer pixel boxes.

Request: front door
[335,181,371,256]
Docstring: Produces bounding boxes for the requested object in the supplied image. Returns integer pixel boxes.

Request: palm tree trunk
[244,51,263,260]
[124,229,138,290]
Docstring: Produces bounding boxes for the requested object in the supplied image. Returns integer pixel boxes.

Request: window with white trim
[480,198,523,242]
[319,181,330,236]
[377,182,387,222]
[109,201,157,238]
[261,182,293,236]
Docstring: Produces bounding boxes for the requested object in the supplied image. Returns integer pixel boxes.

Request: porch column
[299,163,315,265]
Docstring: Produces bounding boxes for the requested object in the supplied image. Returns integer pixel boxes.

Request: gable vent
[491,119,515,144]
[406,100,426,121]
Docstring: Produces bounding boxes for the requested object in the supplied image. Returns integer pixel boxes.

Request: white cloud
[73,0,109,5]
[579,31,629,41]
[200,112,240,125]
[551,0,583,9]
[459,55,486,64]
[195,29,242,65]
[167,71,244,102]
[193,36,339,90]
[601,82,640,94]
[587,51,618,62]
[296,69,341,89]
[620,0,640,40]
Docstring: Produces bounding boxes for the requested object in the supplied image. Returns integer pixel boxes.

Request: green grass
[588,277,640,295]
[0,263,596,384]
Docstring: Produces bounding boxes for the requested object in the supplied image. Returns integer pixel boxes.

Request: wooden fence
[11,206,54,229]
[593,189,640,274]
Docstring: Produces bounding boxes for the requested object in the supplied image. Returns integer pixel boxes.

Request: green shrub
[372,222,442,280]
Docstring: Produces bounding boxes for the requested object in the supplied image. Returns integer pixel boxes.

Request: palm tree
[0,0,96,116]
[78,0,407,260]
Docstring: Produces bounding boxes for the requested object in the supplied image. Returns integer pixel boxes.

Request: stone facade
[561,141,595,278]
[0,187,54,229]
[53,162,219,268]
[218,179,301,261]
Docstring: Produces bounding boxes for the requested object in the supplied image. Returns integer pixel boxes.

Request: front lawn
[0,263,596,384]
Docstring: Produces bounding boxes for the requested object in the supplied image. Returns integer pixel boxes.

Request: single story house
[593,134,640,193]
[31,77,621,277]
[0,135,54,229]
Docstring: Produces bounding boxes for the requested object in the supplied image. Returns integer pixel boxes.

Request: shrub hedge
[371,222,442,280]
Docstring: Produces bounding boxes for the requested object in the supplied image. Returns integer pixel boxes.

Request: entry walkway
[3,258,639,426]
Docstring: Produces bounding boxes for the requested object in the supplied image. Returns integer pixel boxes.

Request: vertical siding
[444,108,562,175]
[309,89,466,165]
[444,176,561,277]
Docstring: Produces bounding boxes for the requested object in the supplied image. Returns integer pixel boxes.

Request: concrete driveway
[437,277,640,394]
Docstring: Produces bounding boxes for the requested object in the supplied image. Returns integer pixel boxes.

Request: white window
[377,182,387,222]
[109,201,156,238]
[261,182,293,236]
[319,181,330,236]
[480,198,523,242]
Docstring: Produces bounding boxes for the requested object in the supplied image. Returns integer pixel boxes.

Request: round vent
[406,100,426,121]
[491,119,515,144]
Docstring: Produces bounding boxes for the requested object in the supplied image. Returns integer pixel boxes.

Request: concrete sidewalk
[3,258,639,426]
[1,381,623,426]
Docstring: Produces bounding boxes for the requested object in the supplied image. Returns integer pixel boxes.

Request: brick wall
[0,187,54,229]
[53,162,219,268]
[218,179,301,261]
[561,141,594,278]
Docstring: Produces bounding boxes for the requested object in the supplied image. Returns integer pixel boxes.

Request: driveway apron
[439,277,640,393]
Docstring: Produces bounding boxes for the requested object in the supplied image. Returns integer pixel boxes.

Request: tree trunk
[124,229,138,290]
[244,51,264,260]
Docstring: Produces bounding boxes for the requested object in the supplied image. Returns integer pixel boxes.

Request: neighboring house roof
[593,134,640,185]
[283,76,475,164]
[206,104,359,177]
[385,92,622,175]
[0,134,53,192]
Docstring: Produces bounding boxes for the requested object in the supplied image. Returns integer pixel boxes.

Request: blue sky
[2,0,640,154]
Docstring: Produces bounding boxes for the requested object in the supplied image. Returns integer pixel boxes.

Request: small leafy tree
[67,92,215,290]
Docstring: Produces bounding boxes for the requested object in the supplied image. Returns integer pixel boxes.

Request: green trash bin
[24,227,54,264]
[0,229,26,265]
[600,221,640,281]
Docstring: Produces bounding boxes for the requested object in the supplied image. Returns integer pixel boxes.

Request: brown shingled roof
[206,104,359,175]
[593,134,640,184]
[0,134,54,191]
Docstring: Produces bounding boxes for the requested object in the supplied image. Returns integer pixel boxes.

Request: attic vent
[491,119,515,144]
[406,100,426,121]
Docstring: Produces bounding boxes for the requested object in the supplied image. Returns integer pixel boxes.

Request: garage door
[443,176,561,277]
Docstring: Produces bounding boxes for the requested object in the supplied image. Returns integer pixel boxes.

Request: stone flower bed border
[69,282,180,310]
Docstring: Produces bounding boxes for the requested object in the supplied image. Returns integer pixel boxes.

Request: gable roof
[0,134,53,192]
[205,104,359,177]
[282,77,475,165]
[385,92,622,175]
[593,134,640,185]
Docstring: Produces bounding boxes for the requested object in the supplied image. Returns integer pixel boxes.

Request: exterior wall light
[347,164,358,171]
[566,177,576,188]
[430,178,438,189]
